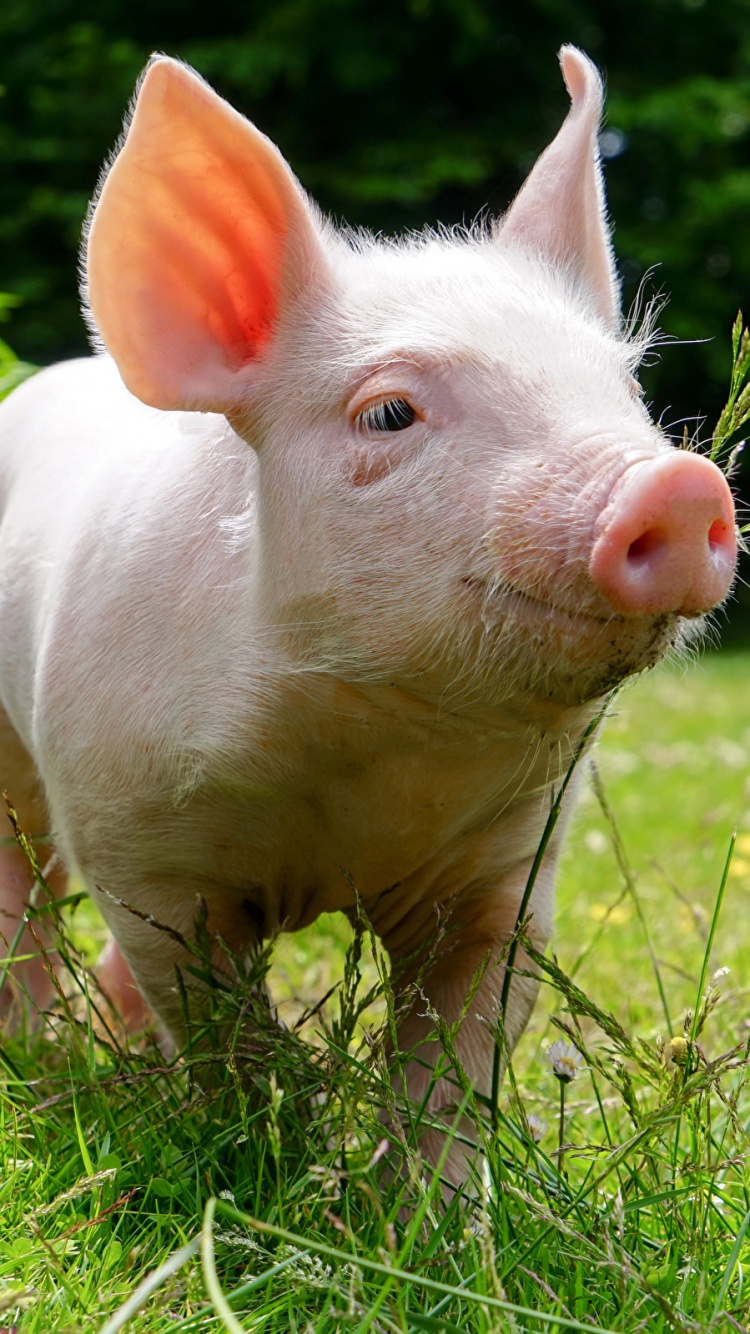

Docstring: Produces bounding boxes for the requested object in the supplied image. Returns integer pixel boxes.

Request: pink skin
[96,938,152,1030]
[590,452,736,617]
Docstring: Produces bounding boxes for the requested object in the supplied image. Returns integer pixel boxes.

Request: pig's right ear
[84,57,330,413]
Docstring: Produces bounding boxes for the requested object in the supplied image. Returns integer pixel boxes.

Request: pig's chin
[468,585,685,707]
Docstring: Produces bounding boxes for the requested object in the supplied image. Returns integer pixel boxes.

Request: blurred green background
[1,0,749,624]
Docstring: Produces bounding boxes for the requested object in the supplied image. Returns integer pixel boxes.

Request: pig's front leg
[381,860,556,1192]
[88,881,262,1045]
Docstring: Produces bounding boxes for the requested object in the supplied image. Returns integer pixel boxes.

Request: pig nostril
[627,528,666,567]
[708,518,731,552]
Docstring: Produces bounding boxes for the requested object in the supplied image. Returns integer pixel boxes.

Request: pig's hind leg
[0,710,161,1029]
[96,937,153,1030]
[0,705,67,1011]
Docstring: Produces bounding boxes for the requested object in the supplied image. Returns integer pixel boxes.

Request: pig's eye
[356,398,417,433]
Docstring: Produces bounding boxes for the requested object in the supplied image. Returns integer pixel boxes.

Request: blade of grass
[491,700,612,1126]
[70,1070,95,1177]
[590,761,673,1038]
[203,1197,255,1334]
[670,831,735,1187]
[97,1234,202,1334]
[711,1207,750,1321]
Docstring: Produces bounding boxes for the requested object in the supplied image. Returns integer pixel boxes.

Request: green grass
[2,650,750,1332]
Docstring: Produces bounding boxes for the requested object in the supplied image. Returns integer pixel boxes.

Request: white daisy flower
[527,1114,548,1142]
[545,1039,583,1084]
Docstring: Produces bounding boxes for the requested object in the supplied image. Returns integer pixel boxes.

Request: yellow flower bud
[664,1036,690,1069]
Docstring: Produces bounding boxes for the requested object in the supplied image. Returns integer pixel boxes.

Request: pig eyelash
[355,398,418,433]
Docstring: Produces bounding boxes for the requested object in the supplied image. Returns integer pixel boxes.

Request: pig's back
[0,356,259,753]
[0,356,243,518]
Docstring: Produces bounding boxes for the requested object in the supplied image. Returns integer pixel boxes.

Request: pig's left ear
[498,47,619,329]
[84,56,331,413]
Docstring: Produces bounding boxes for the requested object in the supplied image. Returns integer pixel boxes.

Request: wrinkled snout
[589,451,736,617]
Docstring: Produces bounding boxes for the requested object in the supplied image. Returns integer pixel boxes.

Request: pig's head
[83,49,736,708]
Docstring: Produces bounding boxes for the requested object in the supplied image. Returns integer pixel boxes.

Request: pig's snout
[589,451,736,617]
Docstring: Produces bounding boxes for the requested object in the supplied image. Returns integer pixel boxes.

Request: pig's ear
[84,57,330,413]
[498,47,619,328]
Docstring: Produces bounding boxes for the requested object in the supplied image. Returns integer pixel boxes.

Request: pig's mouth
[460,569,692,707]
[508,584,615,627]
[461,574,619,629]
[461,572,684,700]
